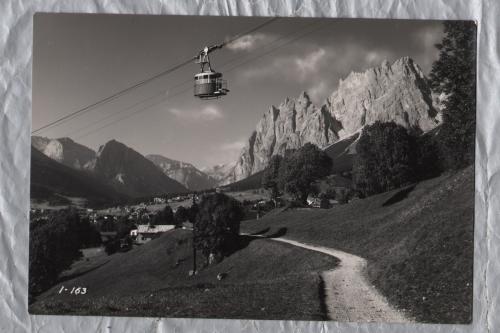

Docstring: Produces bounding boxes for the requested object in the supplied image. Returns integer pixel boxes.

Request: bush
[104,239,119,255]
[194,193,244,264]
[319,194,331,209]
[353,122,417,197]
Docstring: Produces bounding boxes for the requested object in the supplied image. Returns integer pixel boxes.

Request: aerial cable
[71,21,328,140]
[31,17,278,135]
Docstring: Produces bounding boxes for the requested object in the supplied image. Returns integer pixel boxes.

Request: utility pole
[191,192,197,276]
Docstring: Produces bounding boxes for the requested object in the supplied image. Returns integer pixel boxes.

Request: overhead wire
[63,20,321,139]
[31,17,278,135]
[70,20,330,140]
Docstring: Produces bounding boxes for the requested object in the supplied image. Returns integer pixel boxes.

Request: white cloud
[169,105,223,121]
[294,48,326,78]
[241,48,328,82]
[200,106,223,120]
[226,33,271,51]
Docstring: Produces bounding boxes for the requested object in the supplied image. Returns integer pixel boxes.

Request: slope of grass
[240,167,474,324]
[30,230,338,320]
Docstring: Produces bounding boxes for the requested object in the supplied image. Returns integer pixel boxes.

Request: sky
[33,14,445,170]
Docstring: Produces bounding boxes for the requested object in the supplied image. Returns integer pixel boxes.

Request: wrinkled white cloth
[0,1,496,332]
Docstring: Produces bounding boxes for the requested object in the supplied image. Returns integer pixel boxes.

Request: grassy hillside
[241,167,474,324]
[30,230,338,320]
[324,133,358,174]
[224,170,264,191]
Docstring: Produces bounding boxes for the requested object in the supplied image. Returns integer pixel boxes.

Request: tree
[262,155,283,206]
[429,21,476,169]
[29,210,84,297]
[152,205,175,225]
[277,143,332,204]
[194,193,244,264]
[116,215,136,239]
[174,206,189,227]
[188,203,199,223]
[353,122,417,196]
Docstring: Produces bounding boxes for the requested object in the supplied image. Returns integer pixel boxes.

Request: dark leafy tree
[116,215,136,239]
[429,21,476,169]
[188,203,199,223]
[29,210,84,297]
[152,205,175,225]
[415,132,443,180]
[277,143,333,204]
[174,206,189,227]
[262,155,283,206]
[194,193,244,264]
[353,122,417,196]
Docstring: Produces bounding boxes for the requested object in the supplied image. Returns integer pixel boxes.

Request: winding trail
[248,234,412,323]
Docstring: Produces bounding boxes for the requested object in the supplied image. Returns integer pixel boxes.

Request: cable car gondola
[194,45,229,99]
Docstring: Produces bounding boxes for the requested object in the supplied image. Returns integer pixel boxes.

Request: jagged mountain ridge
[221,57,440,184]
[202,163,236,184]
[146,154,217,191]
[30,146,128,205]
[32,137,190,198]
[31,136,96,170]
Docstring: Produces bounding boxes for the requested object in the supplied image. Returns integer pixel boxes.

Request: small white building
[134,224,175,244]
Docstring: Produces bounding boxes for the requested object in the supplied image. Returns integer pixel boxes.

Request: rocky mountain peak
[31,135,96,170]
[146,154,217,191]
[220,57,440,185]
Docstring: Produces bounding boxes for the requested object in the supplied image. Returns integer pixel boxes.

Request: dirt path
[252,235,413,322]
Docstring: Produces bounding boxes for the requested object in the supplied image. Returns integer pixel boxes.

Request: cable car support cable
[31,17,278,135]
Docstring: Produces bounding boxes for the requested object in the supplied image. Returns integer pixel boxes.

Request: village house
[132,224,175,244]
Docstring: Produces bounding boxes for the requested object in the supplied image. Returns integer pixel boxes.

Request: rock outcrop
[31,136,96,170]
[222,57,439,184]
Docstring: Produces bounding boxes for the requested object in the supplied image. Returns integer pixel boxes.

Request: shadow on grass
[57,260,111,284]
[226,228,288,256]
[249,227,270,236]
[382,185,416,207]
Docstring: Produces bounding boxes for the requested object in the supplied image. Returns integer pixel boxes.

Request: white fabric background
[0,1,496,332]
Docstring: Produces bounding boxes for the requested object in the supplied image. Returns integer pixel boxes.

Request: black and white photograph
[28,13,476,324]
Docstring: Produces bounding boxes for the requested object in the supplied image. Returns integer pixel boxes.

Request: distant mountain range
[31,57,443,202]
[31,137,191,201]
[31,135,220,203]
[146,154,217,191]
[30,146,127,206]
